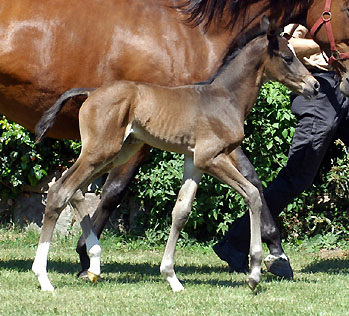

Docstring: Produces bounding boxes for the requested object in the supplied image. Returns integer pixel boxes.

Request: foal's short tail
[35,88,95,143]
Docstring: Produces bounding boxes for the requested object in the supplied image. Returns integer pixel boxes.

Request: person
[213,24,349,275]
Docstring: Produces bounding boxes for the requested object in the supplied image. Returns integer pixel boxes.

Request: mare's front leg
[196,151,263,290]
[76,144,151,277]
[160,156,203,292]
[233,147,293,278]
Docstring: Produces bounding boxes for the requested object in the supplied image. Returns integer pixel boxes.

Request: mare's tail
[35,88,95,143]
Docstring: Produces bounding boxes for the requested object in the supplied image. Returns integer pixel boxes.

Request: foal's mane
[195,27,270,85]
[174,0,311,30]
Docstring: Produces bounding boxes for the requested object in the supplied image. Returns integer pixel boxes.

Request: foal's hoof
[264,254,294,279]
[77,270,89,280]
[87,271,100,283]
[246,277,259,291]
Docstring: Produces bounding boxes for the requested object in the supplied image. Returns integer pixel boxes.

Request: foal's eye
[283,55,293,65]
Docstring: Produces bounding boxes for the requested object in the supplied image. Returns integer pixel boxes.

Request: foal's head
[260,16,319,99]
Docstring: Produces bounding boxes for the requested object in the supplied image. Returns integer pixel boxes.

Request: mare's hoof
[264,254,293,279]
[87,271,100,283]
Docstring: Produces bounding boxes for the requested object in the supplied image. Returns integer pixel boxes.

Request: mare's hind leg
[160,156,203,292]
[233,148,293,278]
[32,159,102,291]
[196,151,263,290]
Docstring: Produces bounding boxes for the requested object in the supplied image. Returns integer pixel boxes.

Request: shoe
[213,241,249,273]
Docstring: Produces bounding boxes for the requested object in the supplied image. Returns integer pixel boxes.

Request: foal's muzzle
[302,76,320,99]
[339,72,349,96]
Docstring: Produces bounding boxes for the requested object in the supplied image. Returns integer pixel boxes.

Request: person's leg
[214,72,347,272]
[335,96,349,146]
[264,72,348,216]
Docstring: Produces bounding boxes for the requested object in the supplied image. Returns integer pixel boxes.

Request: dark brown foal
[33,17,319,291]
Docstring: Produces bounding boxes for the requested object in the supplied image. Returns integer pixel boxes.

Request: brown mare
[0,0,348,280]
[72,0,349,279]
[33,17,319,292]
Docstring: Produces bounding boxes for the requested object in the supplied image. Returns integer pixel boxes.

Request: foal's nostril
[314,82,320,91]
[313,82,320,95]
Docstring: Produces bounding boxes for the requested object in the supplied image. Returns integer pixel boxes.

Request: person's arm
[289,37,322,61]
[284,24,328,70]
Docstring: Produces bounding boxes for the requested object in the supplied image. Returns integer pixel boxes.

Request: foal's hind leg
[160,156,203,292]
[70,189,103,283]
[32,159,101,291]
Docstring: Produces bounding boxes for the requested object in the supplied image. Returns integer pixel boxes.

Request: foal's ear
[261,15,278,53]
[260,15,270,33]
[261,15,277,40]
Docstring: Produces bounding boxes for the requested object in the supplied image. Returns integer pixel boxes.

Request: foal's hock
[33,17,319,292]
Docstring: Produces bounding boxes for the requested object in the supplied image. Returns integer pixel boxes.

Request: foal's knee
[172,208,190,230]
[45,183,70,218]
[245,184,262,213]
[172,195,193,229]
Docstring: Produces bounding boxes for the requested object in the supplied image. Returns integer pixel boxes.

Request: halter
[309,0,349,68]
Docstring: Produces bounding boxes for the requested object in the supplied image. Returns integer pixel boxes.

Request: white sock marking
[32,242,54,291]
[85,232,101,275]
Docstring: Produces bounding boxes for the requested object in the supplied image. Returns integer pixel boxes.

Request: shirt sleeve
[284,24,308,39]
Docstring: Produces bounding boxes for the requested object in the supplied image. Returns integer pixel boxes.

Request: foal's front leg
[197,151,263,290]
[233,147,293,278]
[160,156,203,292]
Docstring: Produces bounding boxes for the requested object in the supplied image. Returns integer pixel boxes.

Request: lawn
[0,228,348,316]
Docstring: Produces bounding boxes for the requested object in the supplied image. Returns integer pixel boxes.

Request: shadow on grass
[103,262,248,287]
[103,261,227,274]
[0,258,227,275]
[0,259,80,274]
[0,258,246,288]
[2,256,347,289]
[300,257,349,274]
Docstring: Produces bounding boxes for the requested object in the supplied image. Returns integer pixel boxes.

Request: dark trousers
[223,71,349,254]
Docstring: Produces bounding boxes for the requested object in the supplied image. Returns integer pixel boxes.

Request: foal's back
[79,81,208,155]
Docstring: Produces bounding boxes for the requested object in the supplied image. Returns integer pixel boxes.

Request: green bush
[0,115,80,198]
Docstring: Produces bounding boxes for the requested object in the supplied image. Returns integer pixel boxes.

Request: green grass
[0,228,348,316]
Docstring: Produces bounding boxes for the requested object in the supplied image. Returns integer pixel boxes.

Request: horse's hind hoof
[264,254,293,279]
[87,271,100,283]
[246,277,259,292]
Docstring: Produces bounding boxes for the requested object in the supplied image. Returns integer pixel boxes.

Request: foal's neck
[211,36,267,107]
